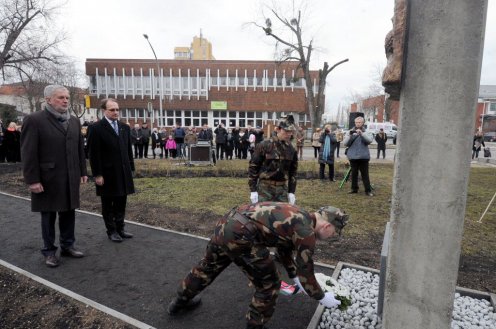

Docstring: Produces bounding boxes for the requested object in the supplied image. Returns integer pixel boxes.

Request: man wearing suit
[87,98,135,242]
[21,85,88,268]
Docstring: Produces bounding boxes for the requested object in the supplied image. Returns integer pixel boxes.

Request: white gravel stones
[318,268,496,329]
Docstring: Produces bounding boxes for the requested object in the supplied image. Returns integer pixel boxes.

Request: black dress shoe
[108,232,123,242]
[45,255,59,267]
[61,247,84,258]
[118,230,133,238]
[168,296,202,315]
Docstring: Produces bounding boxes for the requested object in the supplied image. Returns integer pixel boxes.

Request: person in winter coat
[151,128,163,159]
[344,116,373,196]
[318,124,338,181]
[21,85,88,267]
[311,128,322,159]
[87,98,135,242]
[374,128,388,159]
[472,131,485,159]
[165,135,177,159]
[214,123,228,160]
[4,122,21,162]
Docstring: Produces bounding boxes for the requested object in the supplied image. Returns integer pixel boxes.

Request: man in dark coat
[167,202,349,329]
[21,85,88,268]
[87,98,135,242]
[214,123,228,160]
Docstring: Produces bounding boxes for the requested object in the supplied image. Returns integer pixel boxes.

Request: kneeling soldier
[167,202,349,329]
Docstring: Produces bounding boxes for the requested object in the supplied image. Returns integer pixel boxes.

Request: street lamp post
[143,34,163,128]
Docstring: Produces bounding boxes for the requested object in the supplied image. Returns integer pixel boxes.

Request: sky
[56,0,496,116]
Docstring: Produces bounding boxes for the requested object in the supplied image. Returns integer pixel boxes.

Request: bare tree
[254,2,348,128]
[0,0,66,81]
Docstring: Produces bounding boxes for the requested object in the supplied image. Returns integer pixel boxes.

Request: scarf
[322,135,331,160]
[45,103,71,131]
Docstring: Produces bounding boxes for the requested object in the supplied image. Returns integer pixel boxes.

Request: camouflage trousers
[257,180,288,203]
[176,213,280,327]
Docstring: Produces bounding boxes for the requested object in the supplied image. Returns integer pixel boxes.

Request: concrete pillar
[383,1,488,329]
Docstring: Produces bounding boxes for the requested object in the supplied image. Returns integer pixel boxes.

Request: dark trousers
[336,142,341,157]
[350,159,372,193]
[178,239,279,327]
[377,148,386,159]
[319,163,335,180]
[101,195,127,235]
[40,210,76,256]
[216,143,225,159]
[313,146,320,159]
[143,140,150,158]
[134,144,143,158]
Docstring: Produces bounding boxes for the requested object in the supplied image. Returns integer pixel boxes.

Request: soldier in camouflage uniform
[167,202,349,329]
[248,116,298,206]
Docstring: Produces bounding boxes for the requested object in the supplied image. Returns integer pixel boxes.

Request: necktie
[112,121,119,135]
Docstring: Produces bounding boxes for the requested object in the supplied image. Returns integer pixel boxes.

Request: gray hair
[44,85,68,98]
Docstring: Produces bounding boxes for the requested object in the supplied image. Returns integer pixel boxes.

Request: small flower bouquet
[315,273,352,311]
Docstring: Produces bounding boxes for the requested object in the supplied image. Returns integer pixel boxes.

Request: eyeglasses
[107,108,120,112]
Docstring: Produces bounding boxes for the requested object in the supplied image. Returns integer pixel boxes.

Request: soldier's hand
[288,193,296,205]
[95,176,104,186]
[250,192,259,204]
[319,292,341,309]
[293,277,306,295]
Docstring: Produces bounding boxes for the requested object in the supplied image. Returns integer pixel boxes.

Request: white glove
[288,193,296,205]
[319,292,341,308]
[293,277,307,295]
[250,192,259,204]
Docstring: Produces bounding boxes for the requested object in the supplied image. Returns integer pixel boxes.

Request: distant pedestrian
[472,131,485,159]
[4,122,21,163]
[311,128,322,159]
[165,135,177,159]
[375,128,388,159]
[318,124,337,181]
[131,124,143,159]
[214,123,228,160]
[151,128,163,159]
[87,98,135,242]
[295,126,305,160]
[21,85,88,267]
[344,116,373,196]
[141,123,151,158]
[335,128,344,158]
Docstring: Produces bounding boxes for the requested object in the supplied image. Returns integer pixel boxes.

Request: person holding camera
[344,116,373,196]
[318,124,338,181]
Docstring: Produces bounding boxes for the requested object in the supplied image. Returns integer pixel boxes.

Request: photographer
[343,116,373,196]
[318,124,338,181]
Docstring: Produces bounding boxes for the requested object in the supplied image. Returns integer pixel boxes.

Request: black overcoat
[87,119,135,197]
[21,110,87,212]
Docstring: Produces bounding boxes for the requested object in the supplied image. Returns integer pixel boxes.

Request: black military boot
[167,295,202,315]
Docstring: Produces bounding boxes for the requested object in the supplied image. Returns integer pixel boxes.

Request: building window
[490,102,496,112]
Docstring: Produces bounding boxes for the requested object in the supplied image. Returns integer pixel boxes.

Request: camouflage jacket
[248,135,298,193]
[229,202,325,300]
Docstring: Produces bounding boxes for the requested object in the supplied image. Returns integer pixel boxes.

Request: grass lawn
[129,159,496,258]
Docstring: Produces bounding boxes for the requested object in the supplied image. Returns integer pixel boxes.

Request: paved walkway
[0,192,333,329]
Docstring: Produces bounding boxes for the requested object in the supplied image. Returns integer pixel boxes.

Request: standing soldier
[248,115,298,205]
[167,202,348,329]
